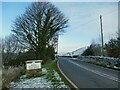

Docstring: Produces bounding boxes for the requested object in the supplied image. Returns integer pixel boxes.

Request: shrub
[2,66,25,89]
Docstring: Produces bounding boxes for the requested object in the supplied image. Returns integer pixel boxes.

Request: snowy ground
[9,68,69,89]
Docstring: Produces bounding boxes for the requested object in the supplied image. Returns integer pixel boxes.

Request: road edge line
[57,60,78,89]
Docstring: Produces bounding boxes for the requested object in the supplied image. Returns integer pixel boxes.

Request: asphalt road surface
[0,70,2,90]
[58,57,120,89]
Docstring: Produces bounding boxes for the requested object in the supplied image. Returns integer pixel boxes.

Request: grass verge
[43,59,74,89]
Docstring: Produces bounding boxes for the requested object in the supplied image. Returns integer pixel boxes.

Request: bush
[2,66,25,89]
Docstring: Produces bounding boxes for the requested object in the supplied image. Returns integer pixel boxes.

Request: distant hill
[63,47,87,57]
[72,47,87,56]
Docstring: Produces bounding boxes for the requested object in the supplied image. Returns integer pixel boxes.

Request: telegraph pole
[100,15,104,56]
[118,2,120,38]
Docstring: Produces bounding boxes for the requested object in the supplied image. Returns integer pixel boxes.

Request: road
[0,70,2,90]
[58,57,120,89]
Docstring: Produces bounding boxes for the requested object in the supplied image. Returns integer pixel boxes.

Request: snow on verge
[10,68,68,89]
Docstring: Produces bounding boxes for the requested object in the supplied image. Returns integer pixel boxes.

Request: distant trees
[82,43,101,56]
[82,35,120,58]
[81,45,94,56]
[12,2,68,62]
[0,38,2,67]
[105,37,120,58]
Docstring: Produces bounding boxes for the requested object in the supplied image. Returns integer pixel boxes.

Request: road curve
[58,57,120,89]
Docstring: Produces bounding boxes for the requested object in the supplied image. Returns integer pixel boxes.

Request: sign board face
[26,60,42,70]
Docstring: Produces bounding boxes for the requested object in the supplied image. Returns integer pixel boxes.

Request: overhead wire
[79,8,118,28]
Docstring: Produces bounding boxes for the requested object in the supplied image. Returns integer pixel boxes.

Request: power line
[79,9,117,28]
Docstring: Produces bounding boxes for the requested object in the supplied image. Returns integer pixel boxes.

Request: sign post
[26,60,42,77]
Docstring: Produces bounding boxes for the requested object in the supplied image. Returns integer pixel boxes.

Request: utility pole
[100,15,104,56]
[118,1,120,38]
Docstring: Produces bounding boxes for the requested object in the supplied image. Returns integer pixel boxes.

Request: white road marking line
[57,60,78,89]
[68,60,120,82]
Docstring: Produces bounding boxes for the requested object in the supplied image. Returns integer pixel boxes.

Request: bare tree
[12,2,68,61]
[0,38,2,68]
[2,34,25,65]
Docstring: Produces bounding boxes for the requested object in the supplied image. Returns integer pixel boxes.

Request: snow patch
[10,68,69,89]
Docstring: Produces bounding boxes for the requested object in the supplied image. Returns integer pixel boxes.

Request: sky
[0,1,119,55]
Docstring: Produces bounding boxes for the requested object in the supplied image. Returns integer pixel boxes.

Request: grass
[43,59,74,89]
[2,60,74,89]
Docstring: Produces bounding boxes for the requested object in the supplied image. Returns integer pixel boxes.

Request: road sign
[26,60,42,70]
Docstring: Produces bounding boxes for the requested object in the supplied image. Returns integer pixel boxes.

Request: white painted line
[57,60,78,89]
[68,60,120,82]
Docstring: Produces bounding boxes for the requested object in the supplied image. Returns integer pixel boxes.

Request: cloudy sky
[1,0,119,55]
